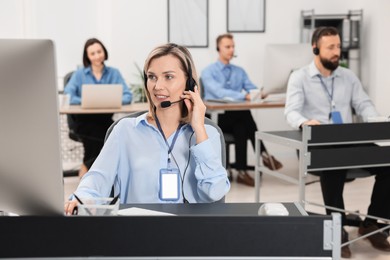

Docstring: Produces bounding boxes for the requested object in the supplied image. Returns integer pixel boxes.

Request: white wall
[0,0,389,113]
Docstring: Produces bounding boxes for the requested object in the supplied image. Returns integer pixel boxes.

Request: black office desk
[0,203,340,259]
[255,122,390,203]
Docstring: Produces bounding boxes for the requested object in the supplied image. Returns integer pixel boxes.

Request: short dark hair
[311,27,340,47]
[82,38,108,67]
[216,33,233,51]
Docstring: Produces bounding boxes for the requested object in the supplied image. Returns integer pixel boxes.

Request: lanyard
[155,116,183,166]
[317,75,335,109]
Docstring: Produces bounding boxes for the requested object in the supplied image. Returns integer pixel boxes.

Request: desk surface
[205,100,284,111]
[60,101,283,114]
[120,202,306,216]
[59,102,148,114]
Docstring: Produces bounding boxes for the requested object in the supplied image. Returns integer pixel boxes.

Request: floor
[64,154,390,259]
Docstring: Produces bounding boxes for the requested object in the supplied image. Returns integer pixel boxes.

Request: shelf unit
[300,9,363,79]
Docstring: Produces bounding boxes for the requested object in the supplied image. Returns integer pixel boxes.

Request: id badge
[330,111,343,124]
[159,168,180,201]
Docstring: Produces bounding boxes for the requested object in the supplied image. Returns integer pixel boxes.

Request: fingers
[182,86,201,103]
[64,200,78,216]
[303,119,321,126]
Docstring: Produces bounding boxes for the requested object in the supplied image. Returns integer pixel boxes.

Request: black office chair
[104,110,226,203]
[61,71,83,177]
[63,71,83,143]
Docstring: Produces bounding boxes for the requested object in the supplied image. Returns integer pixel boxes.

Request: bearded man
[284,26,390,258]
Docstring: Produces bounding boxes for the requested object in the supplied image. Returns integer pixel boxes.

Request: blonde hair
[143,43,199,123]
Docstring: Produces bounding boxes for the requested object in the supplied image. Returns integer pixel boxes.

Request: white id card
[159,168,180,201]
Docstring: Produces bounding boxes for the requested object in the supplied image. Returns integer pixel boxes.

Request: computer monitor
[0,39,64,215]
[263,43,313,95]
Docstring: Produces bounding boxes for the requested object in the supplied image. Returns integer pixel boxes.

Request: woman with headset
[64,43,230,214]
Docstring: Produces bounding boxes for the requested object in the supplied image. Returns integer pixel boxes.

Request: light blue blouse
[201,61,257,100]
[74,113,230,203]
[64,66,132,105]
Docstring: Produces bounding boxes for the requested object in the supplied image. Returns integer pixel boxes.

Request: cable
[171,131,194,203]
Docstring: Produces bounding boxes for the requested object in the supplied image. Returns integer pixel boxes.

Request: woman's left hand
[182,86,207,143]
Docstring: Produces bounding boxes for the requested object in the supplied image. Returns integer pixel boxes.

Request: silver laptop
[81,84,123,109]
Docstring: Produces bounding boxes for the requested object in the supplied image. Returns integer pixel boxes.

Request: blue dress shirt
[201,61,257,100]
[74,113,230,203]
[285,61,378,129]
[64,66,132,104]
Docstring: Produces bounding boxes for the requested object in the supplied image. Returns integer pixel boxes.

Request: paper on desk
[118,207,176,216]
[375,142,390,147]
[262,93,286,103]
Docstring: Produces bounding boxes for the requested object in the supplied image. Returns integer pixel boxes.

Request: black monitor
[0,39,64,215]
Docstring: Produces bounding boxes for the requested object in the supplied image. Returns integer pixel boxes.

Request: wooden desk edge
[205,101,285,110]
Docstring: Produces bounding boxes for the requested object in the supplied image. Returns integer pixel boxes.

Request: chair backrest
[63,71,74,87]
[105,111,227,203]
[63,71,81,141]
[104,110,147,142]
[199,77,205,100]
[104,111,227,168]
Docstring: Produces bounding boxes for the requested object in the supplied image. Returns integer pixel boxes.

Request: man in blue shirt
[201,34,281,186]
[285,27,390,258]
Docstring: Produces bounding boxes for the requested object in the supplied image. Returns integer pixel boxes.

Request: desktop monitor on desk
[263,43,313,95]
[0,39,64,215]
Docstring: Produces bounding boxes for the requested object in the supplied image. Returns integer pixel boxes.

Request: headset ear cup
[216,46,219,52]
[143,71,148,88]
[186,77,196,92]
[313,47,320,55]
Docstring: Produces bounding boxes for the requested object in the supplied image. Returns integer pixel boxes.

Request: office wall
[0,0,389,114]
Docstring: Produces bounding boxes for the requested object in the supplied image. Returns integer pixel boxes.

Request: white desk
[205,100,284,123]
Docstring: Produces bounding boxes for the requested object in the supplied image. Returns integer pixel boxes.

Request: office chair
[61,71,84,176]
[63,71,83,143]
[104,110,226,203]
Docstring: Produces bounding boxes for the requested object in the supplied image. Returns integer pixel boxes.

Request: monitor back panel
[0,39,64,215]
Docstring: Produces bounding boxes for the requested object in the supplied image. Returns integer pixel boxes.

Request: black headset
[312,27,328,56]
[144,44,196,92]
[313,46,320,56]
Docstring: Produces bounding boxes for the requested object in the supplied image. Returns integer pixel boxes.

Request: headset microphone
[160,99,184,108]
[233,54,237,58]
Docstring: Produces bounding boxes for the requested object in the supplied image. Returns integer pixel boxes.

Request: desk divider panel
[0,215,333,258]
[308,145,390,170]
[307,122,390,144]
